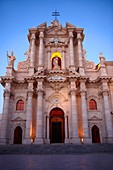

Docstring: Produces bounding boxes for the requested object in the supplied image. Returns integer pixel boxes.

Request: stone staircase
[0,144,113,155]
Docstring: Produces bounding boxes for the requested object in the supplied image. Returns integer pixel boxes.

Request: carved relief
[18,50,30,71]
[82,50,96,70]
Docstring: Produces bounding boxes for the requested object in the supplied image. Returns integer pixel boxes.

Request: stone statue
[7,51,16,67]
[53,56,60,69]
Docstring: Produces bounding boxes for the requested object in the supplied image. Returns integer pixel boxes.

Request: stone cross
[52,10,60,20]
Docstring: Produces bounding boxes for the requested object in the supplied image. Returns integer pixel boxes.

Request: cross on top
[52,10,60,20]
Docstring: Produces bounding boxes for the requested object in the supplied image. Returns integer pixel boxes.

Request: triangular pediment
[89,116,102,121]
[66,22,76,29]
[11,117,25,122]
[46,27,66,35]
[37,22,47,28]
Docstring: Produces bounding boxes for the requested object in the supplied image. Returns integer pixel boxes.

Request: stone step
[0,144,113,154]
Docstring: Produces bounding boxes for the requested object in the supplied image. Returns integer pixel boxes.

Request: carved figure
[7,51,16,67]
[53,56,60,69]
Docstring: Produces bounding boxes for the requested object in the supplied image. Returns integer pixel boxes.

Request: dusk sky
[0,0,113,113]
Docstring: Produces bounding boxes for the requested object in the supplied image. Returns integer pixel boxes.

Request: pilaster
[101,80,113,143]
[77,32,85,76]
[23,90,33,144]
[70,80,80,143]
[29,33,36,75]
[64,115,69,143]
[0,90,10,144]
[69,31,75,70]
[47,47,51,69]
[80,80,91,143]
[38,31,44,70]
[34,80,44,144]
[62,46,66,69]
[46,116,50,144]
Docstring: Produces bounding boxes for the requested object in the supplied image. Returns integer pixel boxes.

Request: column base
[69,65,76,71]
[0,138,9,144]
[34,138,43,144]
[71,137,80,144]
[79,67,85,76]
[29,66,35,75]
[37,65,44,71]
[46,139,50,144]
[104,137,113,143]
[65,138,70,143]
[23,138,32,144]
[82,137,92,144]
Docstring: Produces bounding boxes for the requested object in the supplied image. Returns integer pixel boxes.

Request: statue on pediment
[50,20,62,28]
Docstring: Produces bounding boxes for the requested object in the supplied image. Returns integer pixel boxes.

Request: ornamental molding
[11,117,26,122]
[49,82,66,91]
[88,115,102,121]
[46,92,68,104]
[47,75,66,83]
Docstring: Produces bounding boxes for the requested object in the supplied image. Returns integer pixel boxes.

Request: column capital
[27,90,33,97]
[69,31,74,38]
[30,33,36,41]
[80,90,86,96]
[4,90,10,97]
[77,32,82,41]
[36,89,45,95]
[69,89,77,95]
[102,90,109,96]
[39,31,44,38]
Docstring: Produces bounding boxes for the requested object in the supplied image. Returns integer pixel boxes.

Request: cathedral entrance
[50,108,65,143]
[92,125,100,143]
[13,126,22,144]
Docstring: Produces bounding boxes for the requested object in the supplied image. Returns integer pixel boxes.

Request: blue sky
[0,0,113,113]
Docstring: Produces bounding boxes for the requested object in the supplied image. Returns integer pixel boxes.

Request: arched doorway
[50,107,65,143]
[13,126,22,144]
[92,125,100,143]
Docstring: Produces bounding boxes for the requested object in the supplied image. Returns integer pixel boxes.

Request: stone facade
[0,19,113,144]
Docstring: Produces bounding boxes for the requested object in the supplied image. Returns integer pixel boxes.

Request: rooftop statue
[7,51,16,68]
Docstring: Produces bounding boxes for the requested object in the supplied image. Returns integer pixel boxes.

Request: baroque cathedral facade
[0,19,113,144]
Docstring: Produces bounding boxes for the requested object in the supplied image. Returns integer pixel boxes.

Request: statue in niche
[53,56,60,70]
[7,51,16,68]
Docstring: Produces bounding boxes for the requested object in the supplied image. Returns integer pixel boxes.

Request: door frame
[49,107,65,143]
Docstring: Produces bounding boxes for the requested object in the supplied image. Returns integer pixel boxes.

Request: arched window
[16,100,24,111]
[89,99,97,110]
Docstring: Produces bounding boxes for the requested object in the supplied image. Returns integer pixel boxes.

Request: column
[30,34,36,67]
[62,47,66,69]
[0,91,10,144]
[46,116,50,143]
[77,32,85,76]
[70,81,80,143]
[47,47,51,69]
[80,86,91,143]
[102,90,113,142]
[65,116,69,143]
[23,91,33,144]
[69,31,74,67]
[35,81,44,144]
[38,31,44,69]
